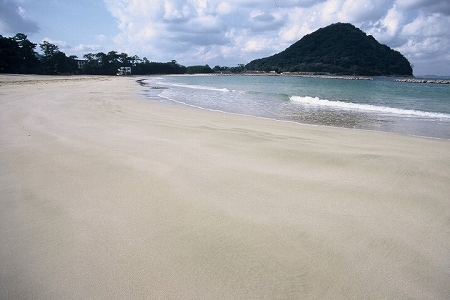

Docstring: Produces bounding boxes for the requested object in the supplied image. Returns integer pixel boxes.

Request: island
[245,23,413,76]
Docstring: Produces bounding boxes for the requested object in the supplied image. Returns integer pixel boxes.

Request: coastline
[142,74,450,140]
[1,75,449,299]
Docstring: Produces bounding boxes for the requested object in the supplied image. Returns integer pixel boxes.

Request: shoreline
[1,75,450,299]
[139,75,450,140]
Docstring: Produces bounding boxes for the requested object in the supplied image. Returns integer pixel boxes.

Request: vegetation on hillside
[245,23,413,76]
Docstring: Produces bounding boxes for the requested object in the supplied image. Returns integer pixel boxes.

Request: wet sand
[1,75,449,299]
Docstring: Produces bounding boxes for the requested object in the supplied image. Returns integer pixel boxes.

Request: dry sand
[1,74,449,299]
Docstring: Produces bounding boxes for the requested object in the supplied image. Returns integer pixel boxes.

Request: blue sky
[1,0,449,76]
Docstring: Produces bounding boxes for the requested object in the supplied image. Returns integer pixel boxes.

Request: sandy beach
[1,74,449,299]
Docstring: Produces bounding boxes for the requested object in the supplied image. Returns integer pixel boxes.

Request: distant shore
[394,78,450,84]
[188,71,450,83]
[215,71,373,80]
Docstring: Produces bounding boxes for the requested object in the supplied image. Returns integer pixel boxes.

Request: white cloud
[163,1,190,21]
[339,0,394,23]
[244,37,272,52]
[73,44,102,53]
[217,2,232,15]
[41,37,68,49]
[364,5,405,45]
[401,13,450,37]
[102,0,450,75]
[37,38,105,58]
[396,13,450,74]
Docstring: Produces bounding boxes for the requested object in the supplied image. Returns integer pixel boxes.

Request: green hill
[245,23,413,76]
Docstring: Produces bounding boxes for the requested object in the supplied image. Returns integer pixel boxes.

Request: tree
[0,33,39,73]
[0,35,19,73]
[97,51,121,75]
[13,33,39,73]
[186,64,213,74]
[118,52,130,65]
[40,41,60,74]
[230,64,245,73]
[39,41,77,74]
[130,55,140,66]
[40,41,59,57]
[81,53,100,74]
[2,32,223,76]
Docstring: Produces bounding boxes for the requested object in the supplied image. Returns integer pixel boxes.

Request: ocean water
[139,75,450,139]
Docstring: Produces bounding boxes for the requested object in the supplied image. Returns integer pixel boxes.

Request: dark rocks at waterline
[395,78,450,84]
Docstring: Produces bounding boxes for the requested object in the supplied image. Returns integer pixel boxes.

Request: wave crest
[290,96,450,119]
[170,83,230,92]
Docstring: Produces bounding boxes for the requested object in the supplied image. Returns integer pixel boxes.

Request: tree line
[1,33,245,75]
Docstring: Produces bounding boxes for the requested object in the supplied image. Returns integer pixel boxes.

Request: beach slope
[1,75,449,299]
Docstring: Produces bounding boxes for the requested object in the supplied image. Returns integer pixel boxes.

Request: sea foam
[290,95,450,119]
[169,83,230,92]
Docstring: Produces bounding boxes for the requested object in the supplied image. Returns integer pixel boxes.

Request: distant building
[117,67,132,75]
[76,59,87,69]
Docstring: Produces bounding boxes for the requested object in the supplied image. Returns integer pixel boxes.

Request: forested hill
[245,23,413,76]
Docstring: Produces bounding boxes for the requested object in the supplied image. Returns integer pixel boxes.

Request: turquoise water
[140,75,450,139]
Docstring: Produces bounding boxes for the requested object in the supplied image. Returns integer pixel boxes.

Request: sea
[139,75,450,140]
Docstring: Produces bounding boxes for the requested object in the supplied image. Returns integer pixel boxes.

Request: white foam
[290,96,450,119]
[169,83,230,92]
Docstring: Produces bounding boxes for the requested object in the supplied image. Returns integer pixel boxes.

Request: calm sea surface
[140,75,450,139]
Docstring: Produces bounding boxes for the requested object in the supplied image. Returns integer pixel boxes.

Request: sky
[1,0,449,76]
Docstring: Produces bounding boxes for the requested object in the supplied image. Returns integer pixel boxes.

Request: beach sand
[1,74,449,299]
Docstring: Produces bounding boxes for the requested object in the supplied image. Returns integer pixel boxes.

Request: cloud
[339,0,394,23]
[0,0,40,34]
[40,37,69,50]
[38,37,105,58]
[73,43,102,53]
[103,0,450,75]
[273,0,325,8]
[248,10,284,32]
[364,5,406,45]
[397,13,450,69]
[397,0,450,15]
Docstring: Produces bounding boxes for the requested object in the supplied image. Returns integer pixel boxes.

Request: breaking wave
[169,83,231,92]
[290,96,450,119]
